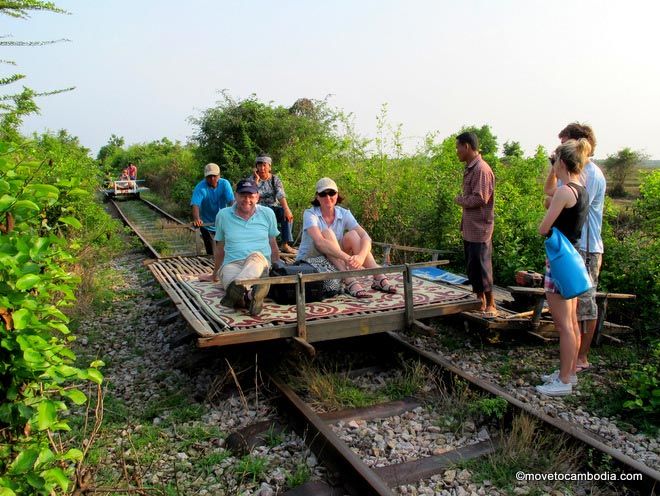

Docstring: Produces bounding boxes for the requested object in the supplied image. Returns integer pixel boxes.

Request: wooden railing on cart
[235,259,451,344]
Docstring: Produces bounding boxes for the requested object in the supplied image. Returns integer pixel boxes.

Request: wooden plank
[412,319,436,336]
[372,241,450,256]
[149,263,218,336]
[296,273,307,341]
[374,440,497,485]
[509,286,635,299]
[319,398,422,423]
[404,265,414,328]
[197,298,480,348]
[235,260,450,287]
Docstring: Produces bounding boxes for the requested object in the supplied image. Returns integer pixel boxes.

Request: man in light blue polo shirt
[209,179,280,316]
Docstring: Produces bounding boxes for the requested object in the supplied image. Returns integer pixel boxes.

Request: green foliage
[604,147,649,197]
[263,425,284,448]
[96,134,124,164]
[468,397,509,421]
[195,451,231,477]
[191,92,345,182]
[502,140,524,159]
[383,361,427,400]
[599,171,660,329]
[634,168,660,235]
[622,341,660,418]
[460,124,498,157]
[286,463,311,488]
[0,139,105,494]
[1,2,73,140]
[236,454,268,483]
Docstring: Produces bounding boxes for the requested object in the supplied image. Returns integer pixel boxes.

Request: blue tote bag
[544,227,592,298]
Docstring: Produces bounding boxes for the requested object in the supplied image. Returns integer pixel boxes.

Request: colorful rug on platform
[177,273,474,329]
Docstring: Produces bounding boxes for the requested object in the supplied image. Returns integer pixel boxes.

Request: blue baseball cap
[236,179,258,194]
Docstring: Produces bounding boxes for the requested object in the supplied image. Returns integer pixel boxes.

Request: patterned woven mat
[178,273,473,329]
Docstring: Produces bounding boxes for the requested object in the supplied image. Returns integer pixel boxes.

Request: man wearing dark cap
[251,155,297,254]
[191,163,234,255]
[207,179,280,316]
[454,132,496,317]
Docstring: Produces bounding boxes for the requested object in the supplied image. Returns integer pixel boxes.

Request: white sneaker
[536,378,572,396]
[541,369,577,386]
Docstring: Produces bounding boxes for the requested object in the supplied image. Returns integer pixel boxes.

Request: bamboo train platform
[147,256,481,348]
[401,263,635,341]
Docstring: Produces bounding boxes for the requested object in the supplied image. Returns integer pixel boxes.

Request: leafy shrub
[622,341,660,419]
[0,139,105,494]
[600,170,660,331]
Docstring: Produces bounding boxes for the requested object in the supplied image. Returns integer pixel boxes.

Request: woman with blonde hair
[536,138,591,396]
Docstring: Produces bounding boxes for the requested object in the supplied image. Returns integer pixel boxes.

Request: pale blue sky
[5,0,660,158]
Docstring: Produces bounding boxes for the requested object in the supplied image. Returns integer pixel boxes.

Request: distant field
[594,164,652,197]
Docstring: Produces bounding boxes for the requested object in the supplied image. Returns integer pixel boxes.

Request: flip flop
[576,364,591,372]
[481,310,499,319]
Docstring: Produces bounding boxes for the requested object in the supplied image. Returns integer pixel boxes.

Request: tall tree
[502,140,524,159]
[604,147,648,197]
[190,92,339,181]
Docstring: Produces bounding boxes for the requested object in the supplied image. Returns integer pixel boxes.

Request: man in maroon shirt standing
[454,132,496,317]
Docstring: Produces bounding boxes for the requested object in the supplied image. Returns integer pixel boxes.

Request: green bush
[0,138,105,494]
[620,341,660,429]
[600,170,660,331]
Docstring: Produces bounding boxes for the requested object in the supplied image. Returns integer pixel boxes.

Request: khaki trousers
[220,252,269,290]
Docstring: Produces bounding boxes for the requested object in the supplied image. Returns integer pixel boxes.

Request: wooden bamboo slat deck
[147,256,481,347]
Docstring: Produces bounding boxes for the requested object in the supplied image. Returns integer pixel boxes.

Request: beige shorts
[577,251,602,322]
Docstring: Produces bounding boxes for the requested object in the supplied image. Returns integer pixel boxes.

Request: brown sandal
[346,280,372,299]
[371,276,397,294]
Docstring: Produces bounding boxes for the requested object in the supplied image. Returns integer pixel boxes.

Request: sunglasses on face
[318,190,337,197]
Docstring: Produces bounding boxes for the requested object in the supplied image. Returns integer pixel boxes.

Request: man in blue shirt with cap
[191,163,234,255]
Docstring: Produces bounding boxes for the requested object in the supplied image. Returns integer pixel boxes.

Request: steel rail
[111,199,162,258]
[381,331,660,493]
[266,372,395,496]
[111,198,200,258]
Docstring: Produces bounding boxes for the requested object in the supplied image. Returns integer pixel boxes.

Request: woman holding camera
[536,139,591,396]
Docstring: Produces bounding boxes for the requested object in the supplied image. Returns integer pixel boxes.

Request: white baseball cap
[315,177,338,193]
[204,163,220,176]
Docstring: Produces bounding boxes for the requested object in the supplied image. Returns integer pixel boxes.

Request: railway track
[115,198,659,494]
[240,334,659,495]
[110,197,203,258]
